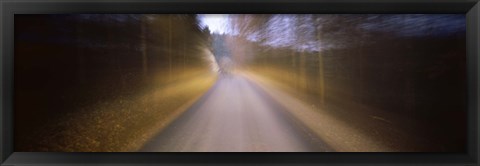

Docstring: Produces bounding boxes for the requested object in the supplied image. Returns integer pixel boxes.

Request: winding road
[140,73,332,152]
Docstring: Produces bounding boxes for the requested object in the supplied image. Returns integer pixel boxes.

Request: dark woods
[13,14,466,152]
[14,14,213,151]
[229,14,466,151]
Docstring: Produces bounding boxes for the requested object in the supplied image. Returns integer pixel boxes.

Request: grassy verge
[28,71,217,152]
[242,69,439,152]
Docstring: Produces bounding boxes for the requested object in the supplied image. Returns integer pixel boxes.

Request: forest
[14,14,466,152]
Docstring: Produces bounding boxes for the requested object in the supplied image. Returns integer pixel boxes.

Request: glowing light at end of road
[198,14,232,35]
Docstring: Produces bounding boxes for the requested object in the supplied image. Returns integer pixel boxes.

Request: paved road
[140,74,332,152]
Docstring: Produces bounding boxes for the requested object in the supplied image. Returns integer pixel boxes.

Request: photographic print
[14,14,466,152]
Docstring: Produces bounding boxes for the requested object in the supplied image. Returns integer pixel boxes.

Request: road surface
[140,73,332,152]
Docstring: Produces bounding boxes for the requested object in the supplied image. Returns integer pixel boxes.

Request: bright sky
[198,14,231,34]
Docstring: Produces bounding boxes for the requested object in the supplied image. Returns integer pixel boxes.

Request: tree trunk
[316,28,325,105]
[168,15,173,81]
[75,20,86,85]
[300,49,307,91]
[183,32,186,77]
[141,16,148,79]
[291,49,297,91]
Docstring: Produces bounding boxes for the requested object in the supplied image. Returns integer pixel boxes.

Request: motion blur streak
[14,14,466,152]
[141,72,332,152]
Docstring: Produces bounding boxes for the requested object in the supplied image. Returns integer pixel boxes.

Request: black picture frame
[1,0,479,165]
